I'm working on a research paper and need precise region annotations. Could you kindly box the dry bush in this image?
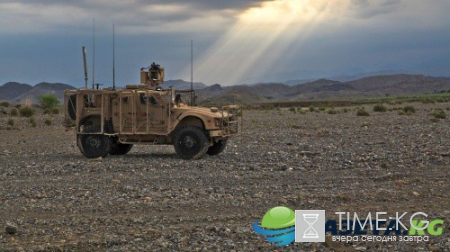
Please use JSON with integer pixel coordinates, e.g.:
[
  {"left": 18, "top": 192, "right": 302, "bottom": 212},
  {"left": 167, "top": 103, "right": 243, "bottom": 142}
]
[
  {"left": 373, "top": 104, "right": 387, "bottom": 112},
  {"left": 431, "top": 109, "right": 446, "bottom": 119},
  {"left": 10, "top": 108, "right": 18, "bottom": 116},
  {"left": 357, "top": 109, "right": 370, "bottom": 116},
  {"left": 19, "top": 106, "right": 35, "bottom": 118},
  {"left": 7, "top": 118, "right": 15, "bottom": 126},
  {"left": 403, "top": 106, "right": 416, "bottom": 114}
]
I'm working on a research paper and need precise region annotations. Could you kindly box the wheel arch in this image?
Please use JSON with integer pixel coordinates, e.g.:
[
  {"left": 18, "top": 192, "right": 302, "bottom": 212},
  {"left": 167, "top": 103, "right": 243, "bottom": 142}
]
[
  {"left": 78, "top": 114, "right": 102, "bottom": 132},
  {"left": 175, "top": 115, "right": 205, "bottom": 131}
]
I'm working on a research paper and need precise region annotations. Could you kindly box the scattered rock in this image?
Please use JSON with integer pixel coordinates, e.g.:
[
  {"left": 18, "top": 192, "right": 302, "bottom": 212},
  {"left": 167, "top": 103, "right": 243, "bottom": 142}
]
[
  {"left": 0, "top": 106, "right": 449, "bottom": 251},
  {"left": 5, "top": 224, "right": 17, "bottom": 235}
]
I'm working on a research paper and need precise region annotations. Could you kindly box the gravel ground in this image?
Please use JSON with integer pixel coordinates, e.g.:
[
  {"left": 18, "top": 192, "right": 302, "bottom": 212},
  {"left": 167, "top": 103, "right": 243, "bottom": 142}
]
[{"left": 1, "top": 102, "right": 450, "bottom": 251}]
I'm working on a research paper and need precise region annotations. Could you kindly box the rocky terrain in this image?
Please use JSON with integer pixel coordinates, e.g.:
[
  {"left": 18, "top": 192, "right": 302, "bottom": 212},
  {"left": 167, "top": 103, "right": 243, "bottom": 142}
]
[{"left": 1, "top": 102, "right": 450, "bottom": 251}]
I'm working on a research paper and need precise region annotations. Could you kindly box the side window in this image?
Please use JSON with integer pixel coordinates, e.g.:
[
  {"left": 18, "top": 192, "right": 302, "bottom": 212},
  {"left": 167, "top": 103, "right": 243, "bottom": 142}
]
[
  {"left": 149, "top": 96, "right": 158, "bottom": 106},
  {"left": 139, "top": 93, "right": 158, "bottom": 106},
  {"left": 84, "top": 95, "right": 94, "bottom": 108},
  {"left": 139, "top": 93, "right": 147, "bottom": 104}
]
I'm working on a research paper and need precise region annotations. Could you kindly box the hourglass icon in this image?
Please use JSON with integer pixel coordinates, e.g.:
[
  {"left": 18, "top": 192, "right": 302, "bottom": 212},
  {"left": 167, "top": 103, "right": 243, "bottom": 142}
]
[{"left": 302, "top": 214, "right": 319, "bottom": 238}]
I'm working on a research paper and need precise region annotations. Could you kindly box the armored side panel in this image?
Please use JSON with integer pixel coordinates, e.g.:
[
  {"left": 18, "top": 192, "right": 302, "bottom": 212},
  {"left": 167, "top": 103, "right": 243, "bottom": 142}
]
[{"left": 114, "top": 90, "right": 171, "bottom": 136}]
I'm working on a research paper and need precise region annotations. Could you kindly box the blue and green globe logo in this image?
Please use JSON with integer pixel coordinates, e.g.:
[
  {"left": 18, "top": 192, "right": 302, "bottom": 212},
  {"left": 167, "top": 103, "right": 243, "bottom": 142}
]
[{"left": 253, "top": 206, "right": 296, "bottom": 246}]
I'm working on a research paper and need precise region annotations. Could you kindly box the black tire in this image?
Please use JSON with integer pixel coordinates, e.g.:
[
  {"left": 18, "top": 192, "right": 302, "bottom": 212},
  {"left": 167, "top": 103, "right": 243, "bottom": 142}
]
[
  {"left": 173, "top": 126, "right": 209, "bottom": 160},
  {"left": 207, "top": 139, "right": 228, "bottom": 156},
  {"left": 77, "top": 134, "right": 111, "bottom": 159},
  {"left": 68, "top": 94, "right": 77, "bottom": 120},
  {"left": 110, "top": 142, "right": 133, "bottom": 155}
]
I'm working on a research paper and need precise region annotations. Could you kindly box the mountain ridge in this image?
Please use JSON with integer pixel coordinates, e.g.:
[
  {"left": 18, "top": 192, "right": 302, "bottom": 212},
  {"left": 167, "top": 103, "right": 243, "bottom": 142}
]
[{"left": 2, "top": 74, "right": 450, "bottom": 105}]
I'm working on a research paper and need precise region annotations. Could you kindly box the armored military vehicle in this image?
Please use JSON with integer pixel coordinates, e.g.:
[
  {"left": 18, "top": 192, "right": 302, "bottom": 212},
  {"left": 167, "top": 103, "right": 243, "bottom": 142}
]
[{"left": 63, "top": 63, "right": 242, "bottom": 159}]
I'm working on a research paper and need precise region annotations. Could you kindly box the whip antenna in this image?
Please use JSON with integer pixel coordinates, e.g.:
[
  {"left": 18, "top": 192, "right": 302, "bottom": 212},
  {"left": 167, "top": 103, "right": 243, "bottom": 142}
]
[
  {"left": 190, "top": 39, "right": 194, "bottom": 105},
  {"left": 92, "top": 18, "right": 95, "bottom": 89},
  {"left": 113, "top": 24, "right": 116, "bottom": 90},
  {"left": 82, "top": 46, "right": 88, "bottom": 89}
]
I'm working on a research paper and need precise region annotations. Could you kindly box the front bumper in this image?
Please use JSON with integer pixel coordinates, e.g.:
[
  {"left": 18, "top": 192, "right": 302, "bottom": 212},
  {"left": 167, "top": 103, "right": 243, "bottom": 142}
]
[{"left": 211, "top": 105, "right": 242, "bottom": 137}]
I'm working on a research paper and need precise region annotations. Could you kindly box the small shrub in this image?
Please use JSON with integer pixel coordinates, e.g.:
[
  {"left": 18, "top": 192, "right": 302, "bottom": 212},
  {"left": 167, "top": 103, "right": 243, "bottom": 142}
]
[
  {"left": 357, "top": 109, "right": 370, "bottom": 116},
  {"left": 431, "top": 109, "right": 446, "bottom": 119},
  {"left": 422, "top": 99, "right": 435, "bottom": 104},
  {"left": 403, "top": 106, "right": 416, "bottom": 114},
  {"left": 319, "top": 107, "right": 326, "bottom": 112},
  {"left": 10, "top": 108, "right": 18, "bottom": 116},
  {"left": 0, "top": 101, "right": 9, "bottom": 107},
  {"left": 387, "top": 101, "right": 396, "bottom": 105},
  {"left": 398, "top": 110, "right": 406, "bottom": 115},
  {"left": 29, "top": 117, "right": 37, "bottom": 127},
  {"left": 373, "top": 104, "right": 387, "bottom": 112},
  {"left": 309, "top": 106, "right": 315, "bottom": 112},
  {"left": 328, "top": 109, "right": 337, "bottom": 114},
  {"left": 51, "top": 107, "right": 60, "bottom": 114},
  {"left": 342, "top": 108, "right": 349, "bottom": 113},
  {"left": 44, "top": 118, "right": 52, "bottom": 126},
  {"left": 7, "top": 118, "right": 15, "bottom": 126},
  {"left": 289, "top": 107, "right": 296, "bottom": 113},
  {"left": 38, "top": 93, "right": 60, "bottom": 114},
  {"left": 19, "top": 106, "right": 35, "bottom": 118}
]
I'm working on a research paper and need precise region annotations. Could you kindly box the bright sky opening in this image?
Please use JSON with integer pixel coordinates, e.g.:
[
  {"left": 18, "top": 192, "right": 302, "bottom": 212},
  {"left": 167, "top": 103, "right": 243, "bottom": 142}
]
[{"left": 0, "top": 0, "right": 449, "bottom": 86}]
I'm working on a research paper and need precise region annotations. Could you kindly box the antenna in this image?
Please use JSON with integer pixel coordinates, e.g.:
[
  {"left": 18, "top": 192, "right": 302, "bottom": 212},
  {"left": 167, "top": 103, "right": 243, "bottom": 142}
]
[
  {"left": 190, "top": 39, "right": 194, "bottom": 106},
  {"left": 112, "top": 24, "right": 116, "bottom": 90},
  {"left": 92, "top": 18, "right": 95, "bottom": 89},
  {"left": 82, "top": 46, "right": 88, "bottom": 89}
]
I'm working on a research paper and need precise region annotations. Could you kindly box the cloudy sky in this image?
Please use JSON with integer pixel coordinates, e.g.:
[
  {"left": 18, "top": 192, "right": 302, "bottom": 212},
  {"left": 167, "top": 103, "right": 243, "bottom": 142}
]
[{"left": 0, "top": 0, "right": 449, "bottom": 87}]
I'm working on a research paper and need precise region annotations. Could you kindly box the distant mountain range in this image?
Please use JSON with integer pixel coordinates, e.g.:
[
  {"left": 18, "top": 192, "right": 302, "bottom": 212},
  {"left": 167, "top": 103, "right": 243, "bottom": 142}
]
[
  {"left": 2, "top": 74, "right": 450, "bottom": 105},
  {"left": 0, "top": 82, "right": 74, "bottom": 104}
]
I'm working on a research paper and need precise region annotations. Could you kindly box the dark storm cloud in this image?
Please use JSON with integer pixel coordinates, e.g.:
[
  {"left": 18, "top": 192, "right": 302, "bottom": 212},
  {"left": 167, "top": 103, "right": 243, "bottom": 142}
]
[
  {"left": 0, "top": 0, "right": 273, "bottom": 34},
  {"left": 148, "top": 0, "right": 271, "bottom": 10},
  {"left": 1, "top": 0, "right": 270, "bottom": 10}
]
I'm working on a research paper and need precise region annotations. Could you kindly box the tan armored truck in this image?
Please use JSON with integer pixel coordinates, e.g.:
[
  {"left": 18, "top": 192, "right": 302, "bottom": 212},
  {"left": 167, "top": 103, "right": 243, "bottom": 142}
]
[{"left": 63, "top": 63, "right": 242, "bottom": 160}]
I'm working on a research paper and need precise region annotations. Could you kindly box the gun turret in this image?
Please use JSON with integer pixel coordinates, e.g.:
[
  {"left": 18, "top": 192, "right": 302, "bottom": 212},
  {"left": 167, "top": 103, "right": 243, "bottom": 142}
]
[{"left": 140, "top": 62, "right": 165, "bottom": 89}]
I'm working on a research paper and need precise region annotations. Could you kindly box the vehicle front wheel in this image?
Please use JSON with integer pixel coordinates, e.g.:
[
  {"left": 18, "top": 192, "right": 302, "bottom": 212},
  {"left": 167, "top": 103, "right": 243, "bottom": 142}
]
[
  {"left": 77, "top": 134, "right": 111, "bottom": 158},
  {"left": 173, "top": 126, "right": 209, "bottom": 160},
  {"left": 207, "top": 139, "right": 228, "bottom": 155}
]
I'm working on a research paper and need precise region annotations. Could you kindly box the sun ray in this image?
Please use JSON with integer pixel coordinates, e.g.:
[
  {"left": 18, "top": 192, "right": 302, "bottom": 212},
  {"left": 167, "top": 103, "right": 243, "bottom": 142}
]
[{"left": 185, "top": 0, "right": 348, "bottom": 85}]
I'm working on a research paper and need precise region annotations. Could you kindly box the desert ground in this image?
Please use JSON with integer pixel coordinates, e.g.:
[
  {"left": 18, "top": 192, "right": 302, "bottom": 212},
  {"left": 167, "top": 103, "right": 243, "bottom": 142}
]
[{"left": 1, "top": 102, "right": 450, "bottom": 251}]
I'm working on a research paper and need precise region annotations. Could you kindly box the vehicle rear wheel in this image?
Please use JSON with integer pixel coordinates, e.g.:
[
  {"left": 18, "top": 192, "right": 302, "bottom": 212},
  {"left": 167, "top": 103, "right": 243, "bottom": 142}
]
[
  {"left": 77, "top": 134, "right": 111, "bottom": 158},
  {"left": 207, "top": 139, "right": 228, "bottom": 155},
  {"left": 110, "top": 142, "right": 133, "bottom": 155},
  {"left": 173, "top": 126, "right": 209, "bottom": 160}
]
